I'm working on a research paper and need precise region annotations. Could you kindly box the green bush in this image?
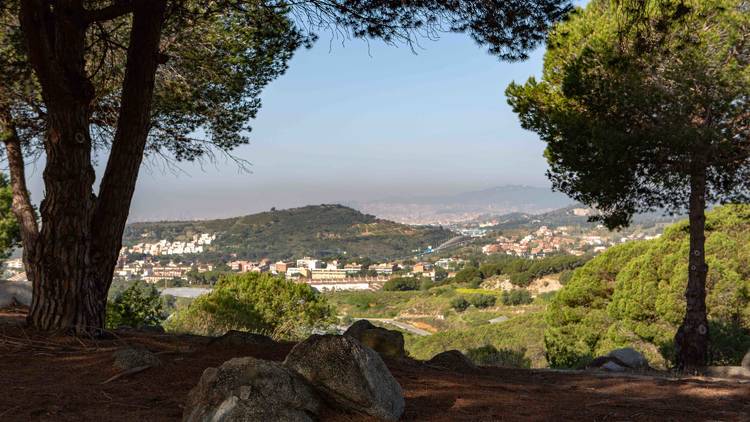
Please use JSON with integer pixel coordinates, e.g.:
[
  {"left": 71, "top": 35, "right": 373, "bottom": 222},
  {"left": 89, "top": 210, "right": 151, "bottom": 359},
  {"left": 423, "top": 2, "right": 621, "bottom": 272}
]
[
  {"left": 383, "top": 277, "right": 420, "bottom": 291},
  {"left": 453, "top": 266, "right": 482, "bottom": 286},
  {"left": 165, "top": 272, "right": 334, "bottom": 339},
  {"left": 466, "top": 345, "right": 531, "bottom": 368},
  {"left": 450, "top": 297, "right": 470, "bottom": 312},
  {"left": 469, "top": 294, "right": 497, "bottom": 309},
  {"left": 502, "top": 289, "right": 533, "bottom": 306},
  {"left": 106, "top": 282, "right": 165, "bottom": 329},
  {"left": 509, "top": 272, "right": 533, "bottom": 287}
]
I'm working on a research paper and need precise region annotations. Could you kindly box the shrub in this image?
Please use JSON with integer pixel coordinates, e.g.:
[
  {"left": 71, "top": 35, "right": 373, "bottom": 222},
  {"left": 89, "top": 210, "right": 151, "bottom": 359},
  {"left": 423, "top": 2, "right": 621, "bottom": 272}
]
[
  {"left": 466, "top": 345, "right": 531, "bottom": 368},
  {"left": 545, "top": 205, "right": 750, "bottom": 368},
  {"left": 450, "top": 297, "right": 470, "bottom": 312},
  {"left": 106, "top": 282, "right": 165, "bottom": 329},
  {"left": 509, "top": 272, "right": 533, "bottom": 287},
  {"left": 453, "top": 266, "right": 482, "bottom": 286},
  {"left": 419, "top": 278, "right": 435, "bottom": 291},
  {"left": 469, "top": 294, "right": 497, "bottom": 309},
  {"left": 502, "top": 289, "right": 533, "bottom": 306},
  {"left": 165, "top": 272, "right": 334, "bottom": 339},
  {"left": 383, "top": 277, "right": 420, "bottom": 291}
]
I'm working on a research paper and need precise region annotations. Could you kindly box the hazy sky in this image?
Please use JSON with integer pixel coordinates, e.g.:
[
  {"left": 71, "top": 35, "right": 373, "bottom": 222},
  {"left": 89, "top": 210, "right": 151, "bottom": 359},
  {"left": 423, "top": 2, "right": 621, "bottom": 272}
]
[{"left": 25, "top": 24, "right": 566, "bottom": 221}]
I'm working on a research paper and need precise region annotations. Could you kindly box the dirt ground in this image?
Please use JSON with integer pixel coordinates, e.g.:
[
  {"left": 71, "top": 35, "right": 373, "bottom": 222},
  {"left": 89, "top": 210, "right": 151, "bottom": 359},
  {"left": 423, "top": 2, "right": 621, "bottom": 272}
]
[{"left": 1, "top": 307, "right": 748, "bottom": 421}]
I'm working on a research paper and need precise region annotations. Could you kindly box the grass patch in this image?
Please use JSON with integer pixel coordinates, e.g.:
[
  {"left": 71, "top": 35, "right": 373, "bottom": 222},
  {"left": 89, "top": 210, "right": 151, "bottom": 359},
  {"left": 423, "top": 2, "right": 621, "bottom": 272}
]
[{"left": 406, "top": 311, "right": 548, "bottom": 368}]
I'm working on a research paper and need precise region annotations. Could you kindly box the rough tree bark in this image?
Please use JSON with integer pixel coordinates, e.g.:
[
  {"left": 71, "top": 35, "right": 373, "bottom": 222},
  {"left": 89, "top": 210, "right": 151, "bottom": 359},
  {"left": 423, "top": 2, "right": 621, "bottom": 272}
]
[
  {"left": 18, "top": 0, "right": 167, "bottom": 334},
  {"left": 674, "top": 167, "right": 709, "bottom": 371}
]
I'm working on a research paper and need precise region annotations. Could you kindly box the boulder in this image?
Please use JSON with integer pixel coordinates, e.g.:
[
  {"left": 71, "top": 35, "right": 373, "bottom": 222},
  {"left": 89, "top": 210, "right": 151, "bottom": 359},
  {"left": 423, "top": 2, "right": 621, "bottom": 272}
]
[
  {"left": 358, "top": 328, "right": 405, "bottom": 359},
  {"left": 586, "top": 355, "right": 629, "bottom": 371},
  {"left": 210, "top": 330, "right": 274, "bottom": 347},
  {"left": 0, "top": 281, "right": 32, "bottom": 308},
  {"left": 284, "top": 334, "right": 404, "bottom": 421},
  {"left": 427, "top": 350, "right": 478, "bottom": 372},
  {"left": 184, "top": 357, "right": 320, "bottom": 422},
  {"left": 600, "top": 361, "right": 627, "bottom": 372},
  {"left": 741, "top": 350, "right": 750, "bottom": 369},
  {"left": 113, "top": 347, "right": 161, "bottom": 371},
  {"left": 344, "top": 319, "right": 377, "bottom": 338},
  {"left": 344, "top": 320, "right": 405, "bottom": 359},
  {"left": 608, "top": 348, "right": 649, "bottom": 370}
]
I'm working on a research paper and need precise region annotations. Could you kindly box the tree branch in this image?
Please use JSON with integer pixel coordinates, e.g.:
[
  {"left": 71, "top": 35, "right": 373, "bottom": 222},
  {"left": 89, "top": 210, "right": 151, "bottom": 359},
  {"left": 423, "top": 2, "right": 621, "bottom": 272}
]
[{"left": 84, "top": 1, "right": 135, "bottom": 24}]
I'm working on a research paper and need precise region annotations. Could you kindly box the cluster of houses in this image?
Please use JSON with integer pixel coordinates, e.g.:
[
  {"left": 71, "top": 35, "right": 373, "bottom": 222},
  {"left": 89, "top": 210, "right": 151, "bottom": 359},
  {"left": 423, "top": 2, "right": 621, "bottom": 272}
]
[
  {"left": 482, "top": 225, "right": 662, "bottom": 258},
  {"left": 125, "top": 233, "right": 216, "bottom": 256},
  {"left": 227, "top": 257, "right": 442, "bottom": 282},
  {"left": 114, "top": 257, "right": 214, "bottom": 284},
  {"left": 482, "top": 225, "right": 603, "bottom": 257}
]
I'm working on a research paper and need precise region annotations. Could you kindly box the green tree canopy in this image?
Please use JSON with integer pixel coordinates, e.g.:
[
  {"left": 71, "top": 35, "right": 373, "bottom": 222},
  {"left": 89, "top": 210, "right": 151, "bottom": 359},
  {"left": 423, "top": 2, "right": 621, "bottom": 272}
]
[{"left": 507, "top": 0, "right": 749, "bottom": 227}]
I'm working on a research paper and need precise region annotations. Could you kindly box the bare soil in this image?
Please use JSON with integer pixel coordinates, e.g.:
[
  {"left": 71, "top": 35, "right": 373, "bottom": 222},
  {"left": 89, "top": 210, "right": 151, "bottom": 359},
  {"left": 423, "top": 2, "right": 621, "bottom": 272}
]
[{"left": 1, "top": 307, "right": 748, "bottom": 421}]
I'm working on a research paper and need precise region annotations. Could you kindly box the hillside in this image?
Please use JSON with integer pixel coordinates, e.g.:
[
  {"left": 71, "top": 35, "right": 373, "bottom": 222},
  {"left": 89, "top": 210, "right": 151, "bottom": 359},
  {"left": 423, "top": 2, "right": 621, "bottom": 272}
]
[
  {"left": 545, "top": 204, "right": 750, "bottom": 369},
  {"left": 484, "top": 204, "right": 682, "bottom": 231},
  {"left": 123, "top": 204, "right": 453, "bottom": 260}
]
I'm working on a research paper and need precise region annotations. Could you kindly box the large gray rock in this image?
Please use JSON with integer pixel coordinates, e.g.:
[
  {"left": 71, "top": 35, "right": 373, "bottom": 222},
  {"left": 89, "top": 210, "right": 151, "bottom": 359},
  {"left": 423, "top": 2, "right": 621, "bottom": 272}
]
[
  {"left": 345, "top": 319, "right": 405, "bottom": 359},
  {"left": 608, "top": 348, "right": 649, "bottom": 370},
  {"left": 0, "top": 281, "right": 32, "bottom": 307},
  {"left": 344, "top": 319, "right": 377, "bottom": 338},
  {"left": 113, "top": 347, "right": 161, "bottom": 371},
  {"left": 184, "top": 357, "right": 320, "bottom": 422},
  {"left": 741, "top": 350, "right": 750, "bottom": 369},
  {"left": 284, "top": 334, "right": 404, "bottom": 421},
  {"left": 427, "top": 350, "right": 478, "bottom": 372}
]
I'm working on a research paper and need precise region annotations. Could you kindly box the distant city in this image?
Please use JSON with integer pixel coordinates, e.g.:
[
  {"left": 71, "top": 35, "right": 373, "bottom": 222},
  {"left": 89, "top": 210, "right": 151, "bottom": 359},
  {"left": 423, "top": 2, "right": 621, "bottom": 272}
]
[{"left": 3, "top": 200, "right": 675, "bottom": 294}]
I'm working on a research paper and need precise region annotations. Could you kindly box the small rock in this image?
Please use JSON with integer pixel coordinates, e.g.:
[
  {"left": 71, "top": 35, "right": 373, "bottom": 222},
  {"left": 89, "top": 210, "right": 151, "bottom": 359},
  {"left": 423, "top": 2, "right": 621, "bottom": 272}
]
[
  {"left": 184, "top": 357, "right": 320, "bottom": 422},
  {"left": 741, "top": 350, "right": 750, "bottom": 369},
  {"left": 608, "top": 348, "right": 649, "bottom": 370},
  {"left": 344, "top": 319, "right": 405, "bottom": 359},
  {"left": 601, "top": 361, "right": 627, "bottom": 372},
  {"left": 140, "top": 325, "right": 166, "bottom": 334},
  {"left": 210, "top": 330, "right": 274, "bottom": 347},
  {"left": 427, "top": 350, "right": 478, "bottom": 372},
  {"left": 113, "top": 347, "right": 161, "bottom": 371},
  {"left": 285, "top": 334, "right": 404, "bottom": 421}
]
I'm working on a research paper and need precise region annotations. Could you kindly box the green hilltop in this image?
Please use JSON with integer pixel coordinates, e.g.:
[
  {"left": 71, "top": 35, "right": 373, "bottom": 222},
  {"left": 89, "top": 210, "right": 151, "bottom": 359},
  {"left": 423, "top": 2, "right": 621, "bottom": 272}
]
[
  {"left": 545, "top": 204, "right": 750, "bottom": 369},
  {"left": 123, "top": 204, "right": 454, "bottom": 261}
]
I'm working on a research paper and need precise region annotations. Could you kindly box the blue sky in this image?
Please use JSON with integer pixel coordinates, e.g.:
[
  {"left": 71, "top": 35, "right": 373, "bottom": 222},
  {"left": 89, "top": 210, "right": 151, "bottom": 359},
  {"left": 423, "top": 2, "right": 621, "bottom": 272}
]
[{"left": 27, "top": 20, "right": 569, "bottom": 221}]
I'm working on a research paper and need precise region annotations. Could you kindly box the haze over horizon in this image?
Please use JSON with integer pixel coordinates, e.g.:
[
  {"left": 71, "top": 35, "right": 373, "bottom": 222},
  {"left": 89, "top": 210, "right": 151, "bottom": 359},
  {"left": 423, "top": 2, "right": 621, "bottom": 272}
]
[{"left": 22, "top": 26, "right": 579, "bottom": 222}]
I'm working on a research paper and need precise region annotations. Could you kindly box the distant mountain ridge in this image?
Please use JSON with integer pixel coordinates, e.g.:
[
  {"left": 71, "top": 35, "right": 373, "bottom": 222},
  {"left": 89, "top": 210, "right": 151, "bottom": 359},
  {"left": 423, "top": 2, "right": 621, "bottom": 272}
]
[
  {"left": 348, "top": 185, "right": 574, "bottom": 224},
  {"left": 123, "top": 204, "right": 454, "bottom": 261}
]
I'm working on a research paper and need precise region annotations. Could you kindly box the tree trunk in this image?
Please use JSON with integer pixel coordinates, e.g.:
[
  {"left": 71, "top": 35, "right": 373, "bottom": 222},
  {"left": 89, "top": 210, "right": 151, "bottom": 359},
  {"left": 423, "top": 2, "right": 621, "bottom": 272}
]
[
  {"left": 18, "top": 0, "right": 167, "bottom": 334},
  {"left": 674, "top": 169, "right": 709, "bottom": 371},
  {"left": 0, "top": 106, "right": 40, "bottom": 294}
]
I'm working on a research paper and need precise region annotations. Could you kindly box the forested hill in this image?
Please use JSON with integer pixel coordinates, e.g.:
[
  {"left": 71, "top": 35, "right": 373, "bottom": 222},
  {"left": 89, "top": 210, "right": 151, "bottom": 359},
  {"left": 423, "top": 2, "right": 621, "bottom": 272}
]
[{"left": 123, "top": 204, "right": 454, "bottom": 260}]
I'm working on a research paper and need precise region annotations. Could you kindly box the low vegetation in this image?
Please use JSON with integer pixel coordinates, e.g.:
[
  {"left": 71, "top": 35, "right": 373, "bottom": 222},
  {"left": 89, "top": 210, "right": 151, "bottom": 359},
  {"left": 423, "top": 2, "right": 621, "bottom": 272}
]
[
  {"left": 545, "top": 205, "right": 750, "bottom": 369},
  {"left": 406, "top": 312, "right": 547, "bottom": 368},
  {"left": 106, "top": 282, "right": 165, "bottom": 329},
  {"left": 451, "top": 254, "right": 590, "bottom": 288},
  {"left": 165, "top": 272, "right": 334, "bottom": 339}
]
